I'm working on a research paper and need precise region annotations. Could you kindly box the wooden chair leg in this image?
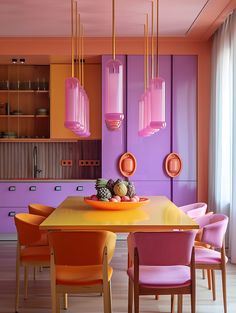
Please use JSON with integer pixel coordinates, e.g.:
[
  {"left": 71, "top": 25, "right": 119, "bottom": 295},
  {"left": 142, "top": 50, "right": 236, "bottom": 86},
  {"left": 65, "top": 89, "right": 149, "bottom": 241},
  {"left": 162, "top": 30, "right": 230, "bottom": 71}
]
[
  {"left": 24, "top": 266, "right": 28, "bottom": 299},
  {"left": 177, "top": 295, "right": 183, "bottom": 313},
  {"left": 33, "top": 266, "right": 36, "bottom": 280},
  {"left": 63, "top": 293, "right": 68, "bottom": 309},
  {"left": 15, "top": 259, "right": 20, "bottom": 313},
  {"left": 103, "top": 280, "right": 111, "bottom": 313},
  {"left": 207, "top": 269, "right": 212, "bottom": 290},
  {"left": 202, "top": 269, "right": 205, "bottom": 279},
  {"left": 211, "top": 270, "right": 216, "bottom": 300},
  {"left": 171, "top": 295, "right": 175, "bottom": 313},
  {"left": 134, "top": 283, "right": 139, "bottom": 313},
  {"left": 155, "top": 294, "right": 159, "bottom": 300},
  {"left": 128, "top": 278, "right": 133, "bottom": 313},
  {"left": 222, "top": 266, "right": 227, "bottom": 313}
]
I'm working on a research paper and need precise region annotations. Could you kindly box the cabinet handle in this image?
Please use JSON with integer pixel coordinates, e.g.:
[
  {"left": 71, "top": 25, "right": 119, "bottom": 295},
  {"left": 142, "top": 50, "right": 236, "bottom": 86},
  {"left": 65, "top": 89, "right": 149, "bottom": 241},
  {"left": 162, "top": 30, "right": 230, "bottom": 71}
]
[
  {"left": 54, "top": 186, "right": 62, "bottom": 191},
  {"left": 165, "top": 153, "right": 182, "bottom": 178},
  {"left": 8, "top": 211, "right": 16, "bottom": 217},
  {"left": 8, "top": 186, "right": 16, "bottom": 191},
  {"left": 76, "top": 186, "right": 83, "bottom": 191},
  {"left": 29, "top": 186, "right": 37, "bottom": 191}
]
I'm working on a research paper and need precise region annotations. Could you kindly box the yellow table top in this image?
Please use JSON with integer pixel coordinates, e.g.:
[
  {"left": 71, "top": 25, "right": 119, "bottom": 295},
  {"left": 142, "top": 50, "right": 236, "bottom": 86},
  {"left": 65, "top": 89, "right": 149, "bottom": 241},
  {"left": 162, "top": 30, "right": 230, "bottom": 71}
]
[{"left": 40, "top": 196, "right": 199, "bottom": 232}]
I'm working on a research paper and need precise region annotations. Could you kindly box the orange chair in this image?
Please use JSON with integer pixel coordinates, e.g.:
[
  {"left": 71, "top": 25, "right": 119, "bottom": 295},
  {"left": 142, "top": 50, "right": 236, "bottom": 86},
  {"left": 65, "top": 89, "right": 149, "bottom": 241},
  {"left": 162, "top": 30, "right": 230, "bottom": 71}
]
[
  {"left": 48, "top": 231, "right": 117, "bottom": 313},
  {"left": 14, "top": 213, "right": 50, "bottom": 313},
  {"left": 28, "top": 203, "right": 55, "bottom": 217}
]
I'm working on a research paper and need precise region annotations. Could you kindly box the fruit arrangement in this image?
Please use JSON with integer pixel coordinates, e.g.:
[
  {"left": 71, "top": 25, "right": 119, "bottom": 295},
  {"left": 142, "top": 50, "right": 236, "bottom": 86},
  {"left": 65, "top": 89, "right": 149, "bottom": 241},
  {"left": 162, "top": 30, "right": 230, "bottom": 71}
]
[{"left": 89, "top": 178, "right": 140, "bottom": 202}]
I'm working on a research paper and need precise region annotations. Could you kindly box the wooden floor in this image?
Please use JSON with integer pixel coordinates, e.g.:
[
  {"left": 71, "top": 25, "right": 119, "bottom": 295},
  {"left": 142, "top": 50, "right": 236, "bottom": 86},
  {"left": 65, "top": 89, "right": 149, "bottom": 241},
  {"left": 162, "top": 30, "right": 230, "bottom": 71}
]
[{"left": 0, "top": 240, "right": 235, "bottom": 313}]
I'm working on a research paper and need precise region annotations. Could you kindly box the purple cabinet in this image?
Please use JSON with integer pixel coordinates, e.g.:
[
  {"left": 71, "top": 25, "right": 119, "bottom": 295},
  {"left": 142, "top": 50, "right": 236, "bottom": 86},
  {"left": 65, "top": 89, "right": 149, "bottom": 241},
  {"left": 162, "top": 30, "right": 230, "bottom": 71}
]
[
  {"left": 0, "top": 181, "right": 95, "bottom": 237},
  {"left": 127, "top": 55, "right": 171, "bottom": 185},
  {"left": 102, "top": 55, "right": 127, "bottom": 179},
  {"left": 103, "top": 55, "right": 197, "bottom": 204},
  {"left": 172, "top": 56, "right": 197, "bottom": 206}
]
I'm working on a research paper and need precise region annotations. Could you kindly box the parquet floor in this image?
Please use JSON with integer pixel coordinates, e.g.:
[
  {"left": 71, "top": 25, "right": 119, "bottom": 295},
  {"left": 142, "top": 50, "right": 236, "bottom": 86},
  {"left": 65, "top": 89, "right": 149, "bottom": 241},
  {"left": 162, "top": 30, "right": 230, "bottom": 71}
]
[{"left": 0, "top": 240, "right": 235, "bottom": 313}]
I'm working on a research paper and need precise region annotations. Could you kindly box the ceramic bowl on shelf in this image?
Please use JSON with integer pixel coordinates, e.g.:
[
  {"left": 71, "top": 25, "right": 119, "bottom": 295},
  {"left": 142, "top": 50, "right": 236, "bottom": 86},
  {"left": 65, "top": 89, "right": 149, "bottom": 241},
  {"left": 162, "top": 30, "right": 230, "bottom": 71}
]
[
  {"left": 84, "top": 197, "right": 150, "bottom": 211},
  {"left": 36, "top": 108, "right": 48, "bottom": 115}
]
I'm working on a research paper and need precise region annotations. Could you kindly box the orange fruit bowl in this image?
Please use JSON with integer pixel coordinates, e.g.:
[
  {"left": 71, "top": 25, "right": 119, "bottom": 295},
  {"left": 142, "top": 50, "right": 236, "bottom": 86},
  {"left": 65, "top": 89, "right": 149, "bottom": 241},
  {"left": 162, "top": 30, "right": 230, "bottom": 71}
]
[{"left": 84, "top": 197, "right": 150, "bottom": 211}]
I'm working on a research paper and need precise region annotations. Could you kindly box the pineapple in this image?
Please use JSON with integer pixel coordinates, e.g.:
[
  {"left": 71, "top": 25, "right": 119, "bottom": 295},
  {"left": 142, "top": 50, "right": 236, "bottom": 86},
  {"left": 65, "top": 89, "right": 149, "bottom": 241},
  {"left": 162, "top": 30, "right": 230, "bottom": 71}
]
[
  {"left": 97, "top": 187, "right": 112, "bottom": 200},
  {"left": 95, "top": 178, "right": 108, "bottom": 190}
]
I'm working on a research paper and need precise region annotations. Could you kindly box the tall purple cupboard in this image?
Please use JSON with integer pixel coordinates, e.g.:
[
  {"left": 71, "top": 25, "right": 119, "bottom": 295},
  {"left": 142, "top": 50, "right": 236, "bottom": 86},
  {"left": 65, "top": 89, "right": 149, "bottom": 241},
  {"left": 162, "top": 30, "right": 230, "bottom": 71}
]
[
  {"left": 126, "top": 55, "right": 172, "bottom": 197},
  {"left": 102, "top": 55, "right": 197, "bottom": 205},
  {"left": 172, "top": 56, "right": 197, "bottom": 206},
  {"left": 102, "top": 55, "right": 126, "bottom": 179}
]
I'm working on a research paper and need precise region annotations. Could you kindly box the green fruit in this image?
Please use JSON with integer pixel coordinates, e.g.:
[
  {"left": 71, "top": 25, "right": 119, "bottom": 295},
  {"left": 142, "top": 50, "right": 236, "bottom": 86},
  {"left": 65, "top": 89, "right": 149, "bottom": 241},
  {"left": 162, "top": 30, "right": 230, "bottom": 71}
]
[
  {"left": 100, "top": 198, "right": 109, "bottom": 202},
  {"left": 113, "top": 183, "right": 128, "bottom": 197},
  {"left": 95, "top": 178, "right": 108, "bottom": 190}
]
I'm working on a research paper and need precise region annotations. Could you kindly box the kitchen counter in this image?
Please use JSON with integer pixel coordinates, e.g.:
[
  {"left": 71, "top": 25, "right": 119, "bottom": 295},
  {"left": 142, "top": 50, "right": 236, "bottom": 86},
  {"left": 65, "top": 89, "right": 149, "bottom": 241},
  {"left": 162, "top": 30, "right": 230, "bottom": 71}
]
[{"left": 0, "top": 179, "right": 96, "bottom": 182}]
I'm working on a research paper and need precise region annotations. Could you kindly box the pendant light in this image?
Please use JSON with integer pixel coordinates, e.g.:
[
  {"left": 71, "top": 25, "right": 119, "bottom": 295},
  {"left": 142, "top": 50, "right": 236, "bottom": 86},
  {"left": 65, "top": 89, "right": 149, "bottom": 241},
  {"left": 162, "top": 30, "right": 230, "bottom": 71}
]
[
  {"left": 65, "top": 0, "right": 81, "bottom": 131},
  {"left": 138, "top": 13, "right": 158, "bottom": 137},
  {"left": 149, "top": 0, "right": 166, "bottom": 130},
  {"left": 65, "top": 0, "right": 90, "bottom": 137},
  {"left": 104, "top": 0, "right": 124, "bottom": 130}
]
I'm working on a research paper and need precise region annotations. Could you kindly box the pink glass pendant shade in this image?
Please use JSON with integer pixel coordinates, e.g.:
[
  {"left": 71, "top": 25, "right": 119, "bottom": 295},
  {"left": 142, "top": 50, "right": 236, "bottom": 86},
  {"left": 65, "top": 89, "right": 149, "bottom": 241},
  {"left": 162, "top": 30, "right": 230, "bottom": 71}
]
[
  {"left": 65, "top": 77, "right": 82, "bottom": 130},
  {"left": 150, "top": 77, "right": 166, "bottom": 129},
  {"left": 105, "top": 59, "right": 124, "bottom": 130},
  {"left": 138, "top": 90, "right": 159, "bottom": 137}
]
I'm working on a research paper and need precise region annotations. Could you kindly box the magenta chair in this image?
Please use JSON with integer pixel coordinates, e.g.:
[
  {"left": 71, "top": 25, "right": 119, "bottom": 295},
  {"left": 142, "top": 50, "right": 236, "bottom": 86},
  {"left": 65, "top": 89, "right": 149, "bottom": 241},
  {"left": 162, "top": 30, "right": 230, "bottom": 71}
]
[
  {"left": 179, "top": 202, "right": 207, "bottom": 219},
  {"left": 127, "top": 231, "right": 196, "bottom": 313},
  {"left": 194, "top": 213, "right": 229, "bottom": 313}
]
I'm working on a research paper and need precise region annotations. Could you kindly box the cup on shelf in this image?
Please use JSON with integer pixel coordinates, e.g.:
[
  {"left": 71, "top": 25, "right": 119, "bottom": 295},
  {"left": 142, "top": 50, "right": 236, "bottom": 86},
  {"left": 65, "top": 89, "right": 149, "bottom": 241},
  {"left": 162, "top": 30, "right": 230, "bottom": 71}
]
[{"left": 0, "top": 80, "right": 9, "bottom": 90}]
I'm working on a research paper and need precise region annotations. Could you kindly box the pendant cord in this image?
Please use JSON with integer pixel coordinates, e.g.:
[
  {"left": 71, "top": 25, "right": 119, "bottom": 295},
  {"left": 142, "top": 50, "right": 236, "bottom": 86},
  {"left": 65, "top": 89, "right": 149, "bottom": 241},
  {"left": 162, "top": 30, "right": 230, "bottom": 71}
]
[
  {"left": 71, "top": 0, "right": 74, "bottom": 77},
  {"left": 146, "top": 14, "right": 149, "bottom": 89},
  {"left": 112, "top": 0, "right": 116, "bottom": 60},
  {"left": 156, "top": 0, "right": 159, "bottom": 77},
  {"left": 77, "top": 13, "right": 80, "bottom": 81},
  {"left": 144, "top": 24, "right": 147, "bottom": 91},
  {"left": 151, "top": 1, "right": 154, "bottom": 79}
]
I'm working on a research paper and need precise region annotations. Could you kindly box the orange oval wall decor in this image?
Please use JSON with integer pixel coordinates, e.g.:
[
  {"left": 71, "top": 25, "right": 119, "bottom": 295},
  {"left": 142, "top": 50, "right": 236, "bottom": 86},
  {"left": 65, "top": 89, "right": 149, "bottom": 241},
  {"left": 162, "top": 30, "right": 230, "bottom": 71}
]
[
  {"left": 165, "top": 153, "right": 182, "bottom": 178},
  {"left": 119, "top": 152, "right": 137, "bottom": 177}
]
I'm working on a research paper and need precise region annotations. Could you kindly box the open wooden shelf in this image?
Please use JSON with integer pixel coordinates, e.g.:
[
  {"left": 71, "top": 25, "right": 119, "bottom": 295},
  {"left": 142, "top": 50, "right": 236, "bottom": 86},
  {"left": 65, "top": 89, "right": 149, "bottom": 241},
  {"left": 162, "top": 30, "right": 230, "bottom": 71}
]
[
  {"left": 0, "top": 115, "right": 49, "bottom": 118},
  {"left": 0, "top": 90, "right": 49, "bottom": 93}
]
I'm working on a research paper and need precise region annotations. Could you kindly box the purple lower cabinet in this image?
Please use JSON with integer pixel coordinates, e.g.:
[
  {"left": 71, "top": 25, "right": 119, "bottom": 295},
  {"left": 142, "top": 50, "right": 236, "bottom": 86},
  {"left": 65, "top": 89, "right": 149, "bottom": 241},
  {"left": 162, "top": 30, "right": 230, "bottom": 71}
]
[
  {"left": 172, "top": 181, "right": 197, "bottom": 207},
  {"left": 0, "top": 181, "right": 96, "bottom": 236},
  {"left": 0, "top": 207, "right": 28, "bottom": 234},
  {"left": 132, "top": 180, "right": 171, "bottom": 198},
  {"left": 102, "top": 55, "right": 127, "bottom": 179}
]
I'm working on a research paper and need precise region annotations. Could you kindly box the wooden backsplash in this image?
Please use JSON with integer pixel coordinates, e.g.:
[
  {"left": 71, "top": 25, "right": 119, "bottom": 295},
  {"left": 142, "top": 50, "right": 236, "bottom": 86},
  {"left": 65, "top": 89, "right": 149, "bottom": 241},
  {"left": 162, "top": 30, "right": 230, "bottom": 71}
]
[{"left": 0, "top": 141, "right": 101, "bottom": 179}]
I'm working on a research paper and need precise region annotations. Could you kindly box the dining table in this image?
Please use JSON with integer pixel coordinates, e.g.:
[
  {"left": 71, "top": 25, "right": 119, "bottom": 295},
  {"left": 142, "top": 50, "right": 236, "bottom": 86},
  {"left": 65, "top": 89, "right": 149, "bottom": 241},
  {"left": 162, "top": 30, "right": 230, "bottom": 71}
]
[{"left": 40, "top": 196, "right": 199, "bottom": 232}]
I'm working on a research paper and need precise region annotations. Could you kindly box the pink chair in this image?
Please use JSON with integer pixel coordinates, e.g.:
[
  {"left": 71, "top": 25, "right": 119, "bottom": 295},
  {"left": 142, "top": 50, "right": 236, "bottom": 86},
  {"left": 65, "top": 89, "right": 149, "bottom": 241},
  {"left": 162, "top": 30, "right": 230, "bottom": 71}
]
[
  {"left": 127, "top": 231, "right": 196, "bottom": 313},
  {"left": 179, "top": 202, "right": 207, "bottom": 219},
  {"left": 194, "top": 213, "right": 229, "bottom": 313}
]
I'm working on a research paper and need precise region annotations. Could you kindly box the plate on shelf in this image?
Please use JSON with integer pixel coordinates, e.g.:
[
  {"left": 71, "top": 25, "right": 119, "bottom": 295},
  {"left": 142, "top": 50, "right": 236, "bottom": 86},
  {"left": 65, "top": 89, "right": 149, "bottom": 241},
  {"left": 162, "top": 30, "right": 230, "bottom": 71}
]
[{"left": 84, "top": 197, "right": 150, "bottom": 211}]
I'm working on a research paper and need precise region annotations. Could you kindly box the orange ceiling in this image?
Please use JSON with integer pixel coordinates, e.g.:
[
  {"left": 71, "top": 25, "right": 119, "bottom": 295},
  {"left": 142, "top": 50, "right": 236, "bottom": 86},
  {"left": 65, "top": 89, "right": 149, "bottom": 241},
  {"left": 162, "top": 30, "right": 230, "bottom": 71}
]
[{"left": 0, "top": 0, "right": 235, "bottom": 40}]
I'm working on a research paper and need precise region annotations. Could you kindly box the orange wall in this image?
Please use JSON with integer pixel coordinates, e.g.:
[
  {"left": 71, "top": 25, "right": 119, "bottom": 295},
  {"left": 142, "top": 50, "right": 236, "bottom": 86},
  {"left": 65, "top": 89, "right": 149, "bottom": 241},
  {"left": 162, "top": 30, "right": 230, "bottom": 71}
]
[{"left": 0, "top": 37, "right": 212, "bottom": 203}]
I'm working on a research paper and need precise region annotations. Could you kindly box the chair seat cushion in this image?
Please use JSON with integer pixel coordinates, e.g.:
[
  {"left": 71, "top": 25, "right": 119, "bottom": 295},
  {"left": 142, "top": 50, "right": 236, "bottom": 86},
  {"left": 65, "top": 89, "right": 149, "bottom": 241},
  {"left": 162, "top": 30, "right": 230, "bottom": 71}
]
[
  {"left": 21, "top": 245, "right": 50, "bottom": 263},
  {"left": 195, "top": 246, "right": 228, "bottom": 265},
  {"left": 56, "top": 264, "right": 113, "bottom": 286},
  {"left": 127, "top": 265, "right": 191, "bottom": 288}
]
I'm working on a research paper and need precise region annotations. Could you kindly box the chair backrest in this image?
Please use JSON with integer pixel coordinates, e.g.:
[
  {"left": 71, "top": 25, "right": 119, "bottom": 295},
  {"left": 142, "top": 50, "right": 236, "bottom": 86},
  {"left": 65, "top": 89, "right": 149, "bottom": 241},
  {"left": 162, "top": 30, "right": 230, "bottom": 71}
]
[
  {"left": 28, "top": 203, "right": 55, "bottom": 217},
  {"left": 199, "top": 213, "right": 228, "bottom": 248},
  {"left": 48, "top": 231, "right": 116, "bottom": 266},
  {"left": 128, "top": 231, "right": 195, "bottom": 266},
  {"left": 179, "top": 202, "right": 207, "bottom": 219},
  {"left": 14, "top": 213, "right": 46, "bottom": 246}
]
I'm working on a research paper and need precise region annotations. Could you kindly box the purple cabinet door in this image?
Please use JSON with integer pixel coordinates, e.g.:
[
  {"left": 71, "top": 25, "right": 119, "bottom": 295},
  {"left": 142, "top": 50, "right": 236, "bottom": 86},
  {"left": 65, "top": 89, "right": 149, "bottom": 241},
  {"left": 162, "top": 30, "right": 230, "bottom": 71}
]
[
  {"left": 126, "top": 55, "right": 171, "bottom": 182},
  {"left": 172, "top": 56, "right": 197, "bottom": 205},
  {"left": 102, "top": 55, "right": 127, "bottom": 179}
]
